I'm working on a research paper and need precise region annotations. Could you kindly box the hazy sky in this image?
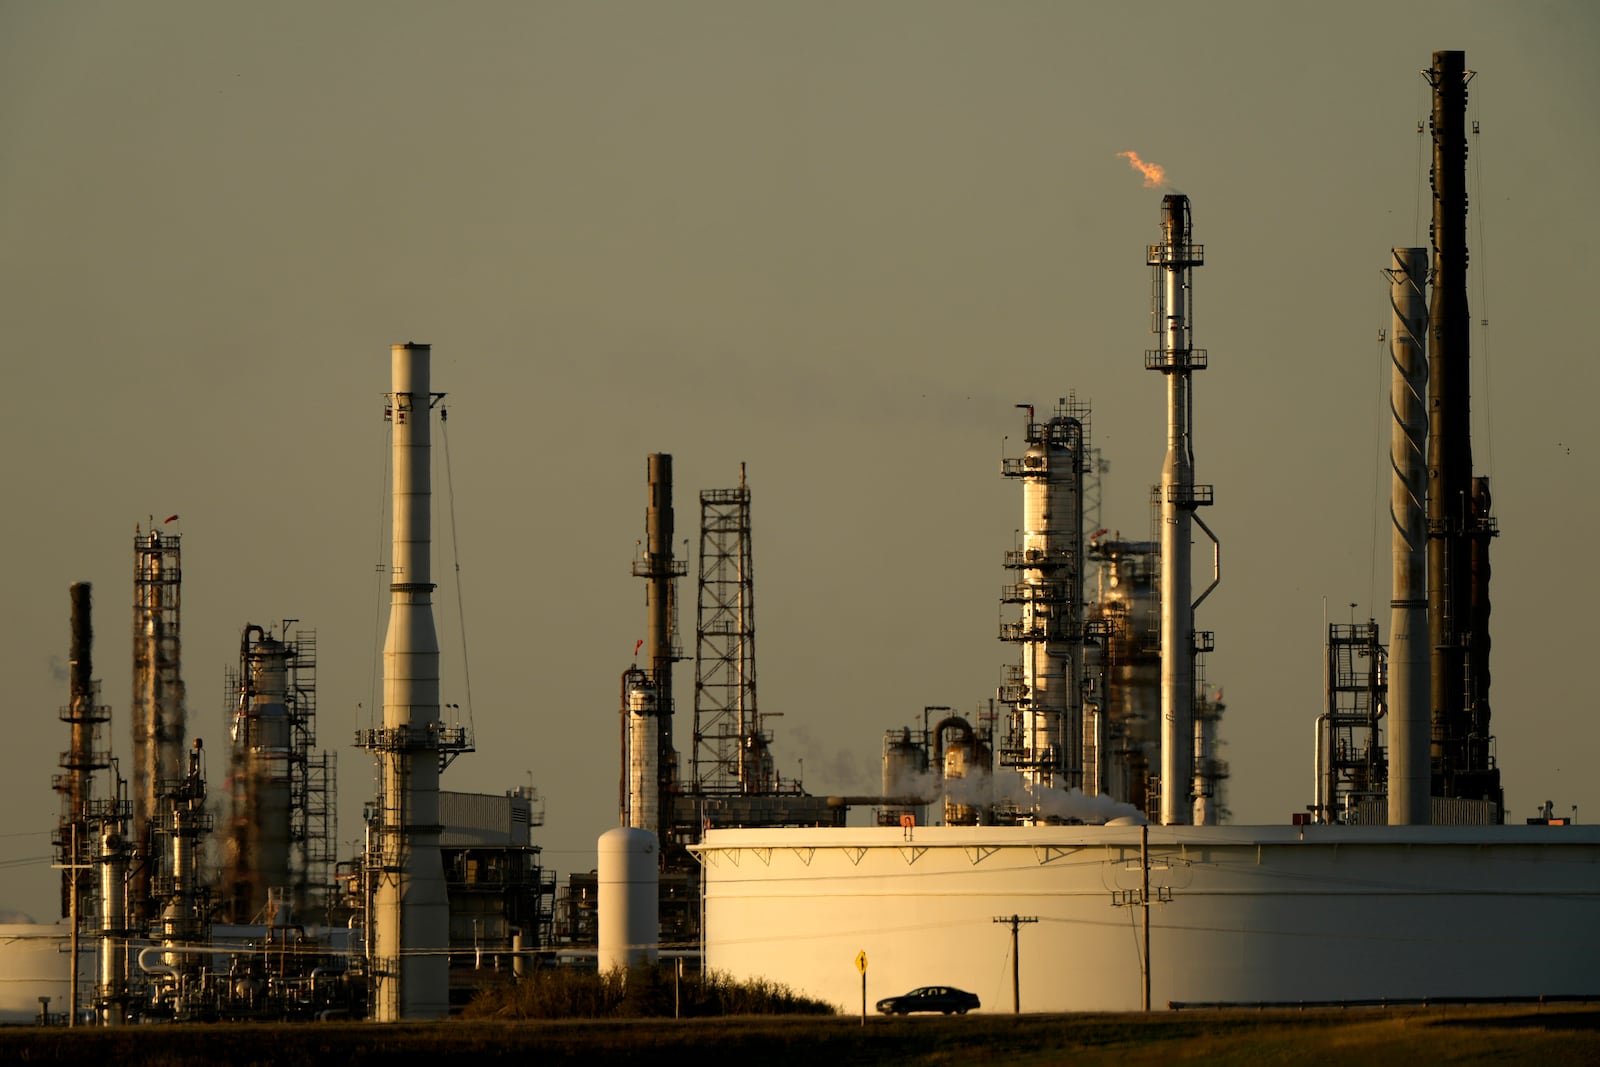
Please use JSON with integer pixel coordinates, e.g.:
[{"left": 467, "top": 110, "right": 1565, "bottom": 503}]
[{"left": 3, "top": 1, "right": 1598, "bottom": 922}]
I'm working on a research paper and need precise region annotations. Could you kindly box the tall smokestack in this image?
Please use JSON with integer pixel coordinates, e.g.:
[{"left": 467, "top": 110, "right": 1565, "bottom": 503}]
[
  {"left": 633, "top": 453, "right": 683, "bottom": 843},
  {"left": 56, "top": 582, "right": 108, "bottom": 944},
  {"left": 60, "top": 583, "right": 103, "bottom": 832},
  {"left": 1146, "top": 194, "right": 1214, "bottom": 826},
  {"left": 1424, "top": 50, "right": 1501, "bottom": 816},
  {"left": 1387, "top": 248, "right": 1430, "bottom": 824},
  {"left": 368, "top": 343, "right": 451, "bottom": 1019}
]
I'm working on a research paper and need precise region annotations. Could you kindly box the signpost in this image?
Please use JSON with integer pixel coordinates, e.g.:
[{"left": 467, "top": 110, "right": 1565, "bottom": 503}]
[{"left": 856, "top": 950, "right": 868, "bottom": 1024}]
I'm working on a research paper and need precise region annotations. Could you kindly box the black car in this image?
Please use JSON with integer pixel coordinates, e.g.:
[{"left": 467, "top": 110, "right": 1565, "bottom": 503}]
[{"left": 875, "top": 986, "right": 980, "bottom": 1015}]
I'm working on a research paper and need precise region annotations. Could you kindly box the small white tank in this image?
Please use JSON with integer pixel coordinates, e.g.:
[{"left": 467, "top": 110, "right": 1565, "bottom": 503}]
[
  {"left": 0, "top": 921, "right": 94, "bottom": 1023},
  {"left": 597, "top": 827, "right": 658, "bottom": 972}
]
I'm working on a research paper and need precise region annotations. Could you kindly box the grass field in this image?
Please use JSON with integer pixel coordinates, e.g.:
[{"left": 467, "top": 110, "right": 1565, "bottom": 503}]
[{"left": 2, "top": 1004, "right": 1595, "bottom": 1066}]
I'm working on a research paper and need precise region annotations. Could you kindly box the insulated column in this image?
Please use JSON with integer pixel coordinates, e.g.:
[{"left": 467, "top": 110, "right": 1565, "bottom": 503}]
[{"left": 1387, "top": 248, "right": 1430, "bottom": 824}]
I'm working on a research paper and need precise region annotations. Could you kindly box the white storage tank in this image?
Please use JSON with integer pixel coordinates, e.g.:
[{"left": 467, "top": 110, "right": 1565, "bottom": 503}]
[
  {"left": 597, "top": 827, "right": 658, "bottom": 972},
  {"left": 696, "top": 824, "right": 1600, "bottom": 1012},
  {"left": 0, "top": 921, "right": 94, "bottom": 1023}
]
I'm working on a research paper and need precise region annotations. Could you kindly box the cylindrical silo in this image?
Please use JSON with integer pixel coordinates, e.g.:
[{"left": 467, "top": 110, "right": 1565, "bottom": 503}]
[{"left": 598, "top": 827, "right": 659, "bottom": 972}]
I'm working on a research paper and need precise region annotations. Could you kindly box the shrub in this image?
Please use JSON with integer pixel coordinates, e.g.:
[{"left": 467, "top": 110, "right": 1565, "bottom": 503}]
[{"left": 465, "top": 963, "right": 835, "bottom": 1020}]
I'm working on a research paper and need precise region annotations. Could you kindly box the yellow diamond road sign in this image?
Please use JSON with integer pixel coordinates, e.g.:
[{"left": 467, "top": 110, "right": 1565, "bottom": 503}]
[{"left": 856, "top": 950, "right": 868, "bottom": 974}]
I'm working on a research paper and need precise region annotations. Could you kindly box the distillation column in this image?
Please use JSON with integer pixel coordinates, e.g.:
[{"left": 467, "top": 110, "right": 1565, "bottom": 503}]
[
  {"left": 98, "top": 810, "right": 131, "bottom": 1025},
  {"left": 1387, "top": 248, "right": 1430, "bottom": 824},
  {"left": 623, "top": 669, "right": 660, "bottom": 833},
  {"left": 1145, "top": 194, "right": 1215, "bottom": 827},
  {"left": 222, "top": 626, "right": 294, "bottom": 922},
  {"left": 1088, "top": 539, "right": 1162, "bottom": 811},
  {"left": 999, "top": 402, "right": 1087, "bottom": 796},
  {"left": 154, "top": 740, "right": 210, "bottom": 987},
  {"left": 131, "top": 524, "right": 185, "bottom": 913},
  {"left": 363, "top": 343, "right": 456, "bottom": 1020}
]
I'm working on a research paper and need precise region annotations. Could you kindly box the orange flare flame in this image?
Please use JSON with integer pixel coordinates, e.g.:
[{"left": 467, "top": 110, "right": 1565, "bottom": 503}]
[{"left": 1117, "top": 150, "right": 1166, "bottom": 189}]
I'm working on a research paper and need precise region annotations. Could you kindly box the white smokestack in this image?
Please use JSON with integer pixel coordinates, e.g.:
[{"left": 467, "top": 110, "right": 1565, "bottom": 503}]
[{"left": 371, "top": 342, "right": 450, "bottom": 1020}]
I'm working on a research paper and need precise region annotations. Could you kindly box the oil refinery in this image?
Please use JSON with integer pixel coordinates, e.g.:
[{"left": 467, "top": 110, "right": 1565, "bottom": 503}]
[
  {"left": 2, "top": 49, "right": 1595, "bottom": 1023},
  {"left": 694, "top": 51, "right": 1597, "bottom": 1012}
]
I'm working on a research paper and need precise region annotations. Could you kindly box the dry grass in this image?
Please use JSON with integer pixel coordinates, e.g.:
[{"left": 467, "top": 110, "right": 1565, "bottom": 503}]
[{"left": 0, "top": 1003, "right": 1593, "bottom": 1066}]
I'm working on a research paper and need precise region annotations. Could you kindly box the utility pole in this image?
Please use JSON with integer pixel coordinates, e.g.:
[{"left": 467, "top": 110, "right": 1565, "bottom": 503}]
[
  {"left": 992, "top": 914, "right": 1038, "bottom": 1013},
  {"left": 1111, "top": 823, "right": 1170, "bottom": 1011},
  {"left": 1141, "top": 823, "right": 1150, "bottom": 1011},
  {"left": 52, "top": 823, "right": 92, "bottom": 1028},
  {"left": 68, "top": 824, "right": 78, "bottom": 1028}
]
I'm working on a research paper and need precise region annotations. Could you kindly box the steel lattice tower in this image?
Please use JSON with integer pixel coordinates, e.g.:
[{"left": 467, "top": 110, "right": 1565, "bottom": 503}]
[{"left": 692, "top": 470, "right": 771, "bottom": 794}]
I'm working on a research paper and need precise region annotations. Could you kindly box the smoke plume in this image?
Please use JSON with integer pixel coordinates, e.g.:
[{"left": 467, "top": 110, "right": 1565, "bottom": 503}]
[{"left": 895, "top": 765, "right": 1145, "bottom": 825}]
